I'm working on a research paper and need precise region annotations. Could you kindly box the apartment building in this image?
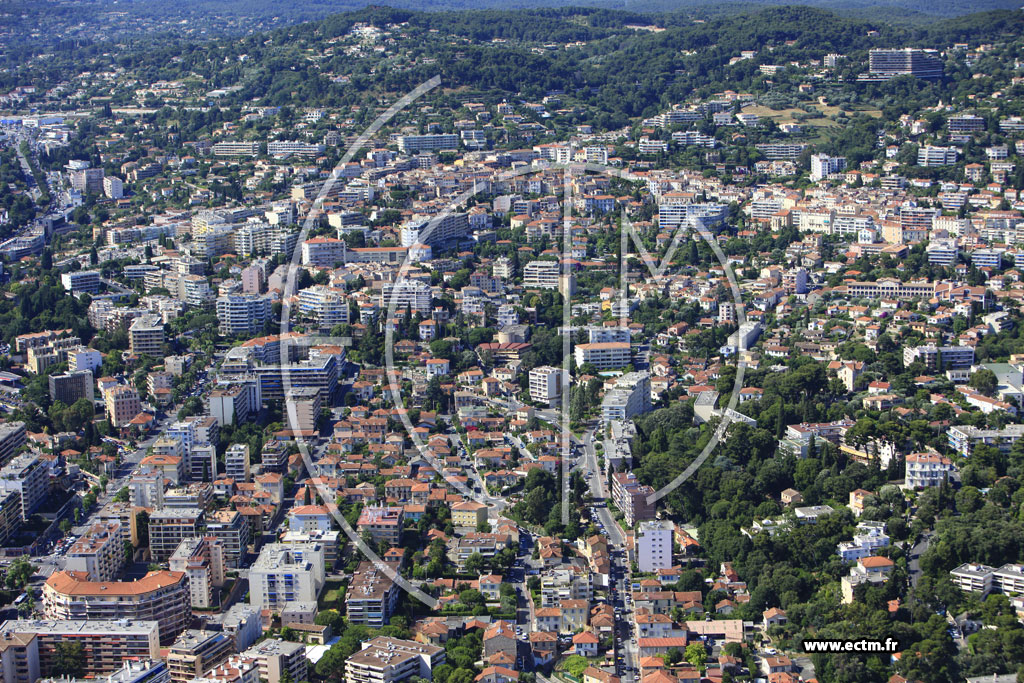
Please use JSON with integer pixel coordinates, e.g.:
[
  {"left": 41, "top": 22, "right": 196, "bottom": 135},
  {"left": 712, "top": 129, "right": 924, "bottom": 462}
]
[
  {"left": 529, "top": 366, "right": 568, "bottom": 406},
  {"left": 540, "top": 567, "right": 593, "bottom": 607},
  {"left": 345, "top": 637, "right": 444, "bottom": 683},
  {"left": 268, "top": 141, "right": 326, "bottom": 157},
  {"left": 637, "top": 520, "right": 674, "bottom": 573},
  {"left": 129, "top": 315, "right": 165, "bottom": 357},
  {"left": 284, "top": 386, "right": 321, "bottom": 433},
  {"left": 248, "top": 543, "right": 325, "bottom": 613},
  {"left": 947, "top": 424, "right": 1024, "bottom": 457},
  {"left": 204, "top": 510, "right": 251, "bottom": 568},
  {"left": 867, "top": 48, "right": 943, "bottom": 79},
  {"left": 0, "top": 453, "right": 48, "bottom": 521},
  {"left": 0, "top": 490, "right": 22, "bottom": 547},
  {"left": 397, "top": 134, "right": 458, "bottom": 154},
  {"left": 240, "top": 639, "right": 308, "bottom": 683},
  {"left": 167, "top": 630, "right": 233, "bottom": 683},
  {"left": 149, "top": 508, "right": 205, "bottom": 561},
  {"left": 810, "top": 154, "right": 847, "bottom": 181},
  {"left": 168, "top": 536, "right": 227, "bottom": 609},
  {"left": 48, "top": 369, "right": 94, "bottom": 404},
  {"left": 574, "top": 342, "right": 631, "bottom": 371},
  {"left": 216, "top": 295, "right": 274, "bottom": 337},
  {"left": 209, "top": 383, "right": 260, "bottom": 427},
  {"left": 0, "top": 422, "right": 25, "bottom": 467},
  {"left": 951, "top": 563, "right": 1024, "bottom": 597},
  {"left": 346, "top": 561, "right": 403, "bottom": 628},
  {"left": 42, "top": 570, "right": 190, "bottom": 644},
  {"left": 918, "top": 146, "right": 959, "bottom": 167},
  {"left": 251, "top": 352, "right": 338, "bottom": 402},
  {"left": 903, "top": 344, "right": 975, "bottom": 370},
  {"left": 0, "top": 627, "right": 41, "bottom": 683},
  {"left": 602, "top": 372, "right": 652, "bottom": 422},
  {"left": 611, "top": 471, "right": 656, "bottom": 526},
  {"left": 905, "top": 452, "right": 956, "bottom": 488},
  {"left": 380, "top": 280, "right": 433, "bottom": 313},
  {"left": 211, "top": 142, "right": 259, "bottom": 157},
  {"left": 356, "top": 506, "right": 404, "bottom": 546},
  {"left": 0, "top": 620, "right": 160, "bottom": 678},
  {"left": 61, "top": 270, "right": 101, "bottom": 295},
  {"left": 399, "top": 212, "right": 470, "bottom": 249},
  {"left": 224, "top": 444, "right": 251, "bottom": 482},
  {"left": 105, "top": 385, "right": 142, "bottom": 428},
  {"left": 523, "top": 260, "right": 561, "bottom": 290},
  {"left": 64, "top": 521, "right": 125, "bottom": 582},
  {"left": 301, "top": 237, "right": 347, "bottom": 268}
]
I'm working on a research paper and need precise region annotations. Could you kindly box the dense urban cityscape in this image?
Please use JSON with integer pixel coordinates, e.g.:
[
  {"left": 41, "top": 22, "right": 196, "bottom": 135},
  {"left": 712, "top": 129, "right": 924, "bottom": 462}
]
[{"left": 0, "top": 3, "right": 1023, "bottom": 683}]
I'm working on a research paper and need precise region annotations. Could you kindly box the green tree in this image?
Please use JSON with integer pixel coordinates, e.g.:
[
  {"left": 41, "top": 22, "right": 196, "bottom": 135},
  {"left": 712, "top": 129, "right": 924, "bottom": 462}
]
[
  {"left": 52, "top": 642, "right": 84, "bottom": 678},
  {"left": 685, "top": 642, "right": 707, "bottom": 669}
]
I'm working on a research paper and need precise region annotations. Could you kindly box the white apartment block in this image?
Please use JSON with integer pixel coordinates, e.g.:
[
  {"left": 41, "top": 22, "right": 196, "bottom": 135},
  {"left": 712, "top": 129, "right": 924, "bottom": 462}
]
[
  {"left": 836, "top": 521, "right": 890, "bottom": 562},
  {"left": 529, "top": 366, "right": 568, "bottom": 406},
  {"left": 586, "top": 326, "right": 631, "bottom": 344},
  {"left": 397, "top": 134, "right": 458, "bottom": 154},
  {"left": 905, "top": 452, "right": 955, "bottom": 488},
  {"left": 248, "top": 543, "right": 325, "bottom": 613},
  {"left": 575, "top": 342, "right": 631, "bottom": 370},
  {"left": 523, "top": 260, "right": 562, "bottom": 290},
  {"left": 637, "top": 520, "right": 674, "bottom": 573},
  {"left": 951, "top": 563, "right": 1024, "bottom": 597},
  {"left": 602, "top": 372, "right": 652, "bottom": 422},
  {"left": 344, "top": 637, "right": 444, "bottom": 683}
]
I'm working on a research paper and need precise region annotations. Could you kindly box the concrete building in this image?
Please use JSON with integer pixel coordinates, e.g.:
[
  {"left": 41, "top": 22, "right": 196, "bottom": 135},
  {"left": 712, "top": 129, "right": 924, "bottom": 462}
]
[
  {"left": 103, "top": 176, "right": 124, "bottom": 200},
  {"left": 205, "top": 510, "right": 251, "bottom": 568},
  {"left": 574, "top": 342, "right": 631, "bottom": 371},
  {"left": 129, "top": 315, "right": 166, "bottom": 357},
  {"left": 0, "top": 453, "right": 48, "bottom": 521},
  {"left": 396, "top": 134, "right": 458, "bottom": 154},
  {"left": 224, "top": 444, "right": 251, "bottom": 482},
  {"left": 344, "top": 637, "right": 444, "bottom": 683},
  {"left": 285, "top": 386, "right": 321, "bottom": 433},
  {"left": 61, "top": 270, "right": 101, "bottom": 295},
  {"left": 903, "top": 344, "right": 975, "bottom": 370},
  {"left": 637, "top": 520, "right": 674, "bottom": 573},
  {"left": 48, "top": 369, "right": 94, "bottom": 405},
  {"left": 602, "top": 372, "right": 652, "bottom": 422},
  {"left": 529, "top": 366, "right": 568, "bottom": 406},
  {"left": 0, "top": 422, "right": 25, "bottom": 468},
  {"left": 867, "top": 48, "right": 944, "bottom": 79},
  {"left": 169, "top": 536, "right": 227, "bottom": 609},
  {"left": 64, "top": 521, "right": 125, "bottom": 582},
  {"left": 810, "top": 154, "right": 847, "bottom": 181},
  {"left": 0, "top": 620, "right": 160, "bottom": 678},
  {"left": 105, "top": 385, "right": 142, "bottom": 428},
  {"left": 216, "top": 295, "right": 273, "bottom": 337},
  {"left": 356, "top": 506, "right": 404, "bottom": 546},
  {"left": 167, "top": 631, "right": 233, "bottom": 683},
  {"left": 209, "top": 384, "right": 260, "bottom": 427},
  {"left": 42, "top": 570, "right": 189, "bottom": 644},
  {"left": 248, "top": 543, "right": 325, "bottom": 613},
  {"left": 399, "top": 212, "right": 470, "bottom": 249},
  {"left": 149, "top": 508, "right": 205, "bottom": 562},
  {"left": 346, "top": 561, "right": 402, "bottom": 628},
  {"left": 611, "top": 471, "right": 656, "bottom": 527},
  {"left": 240, "top": 639, "right": 307, "bottom": 683}
]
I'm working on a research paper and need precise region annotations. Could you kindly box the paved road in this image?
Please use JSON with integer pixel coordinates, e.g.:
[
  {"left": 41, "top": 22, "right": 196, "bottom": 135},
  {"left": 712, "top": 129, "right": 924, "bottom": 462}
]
[{"left": 908, "top": 531, "right": 933, "bottom": 588}]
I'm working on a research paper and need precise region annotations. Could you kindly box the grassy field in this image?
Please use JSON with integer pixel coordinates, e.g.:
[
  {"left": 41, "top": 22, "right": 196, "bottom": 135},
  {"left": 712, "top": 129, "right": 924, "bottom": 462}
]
[{"left": 745, "top": 102, "right": 882, "bottom": 124}]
